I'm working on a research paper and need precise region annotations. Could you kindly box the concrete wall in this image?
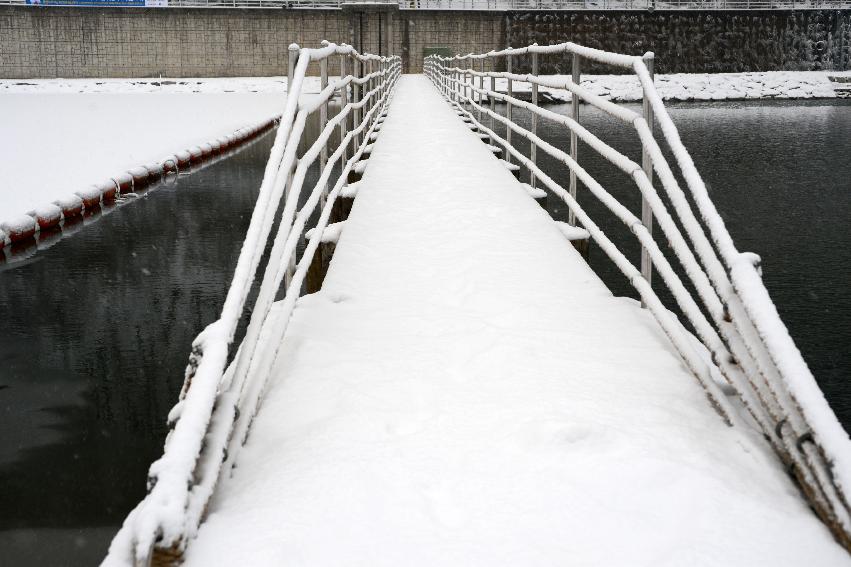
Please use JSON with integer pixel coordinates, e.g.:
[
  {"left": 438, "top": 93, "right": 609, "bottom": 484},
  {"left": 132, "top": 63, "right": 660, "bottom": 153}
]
[
  {"left": 0, "top": 7, "right": 349, "bottom": 78},
  {"left": 0, "top": 6, "right": 848, "bottom": 78},
  {"left": 400, "top": 11, "right": 504, "bottom": 73}
]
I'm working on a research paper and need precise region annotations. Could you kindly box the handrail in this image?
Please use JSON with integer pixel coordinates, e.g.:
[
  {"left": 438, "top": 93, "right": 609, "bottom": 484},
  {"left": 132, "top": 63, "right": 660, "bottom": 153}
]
[
  {"left": 3, "top": 0, "right": 850, "bottom": 8},
  {"left": 103, "top": 41, "right": 401, "bottom": 567},
  {"left": 425, "top": 44, "right": 851, "bottom": 551}
]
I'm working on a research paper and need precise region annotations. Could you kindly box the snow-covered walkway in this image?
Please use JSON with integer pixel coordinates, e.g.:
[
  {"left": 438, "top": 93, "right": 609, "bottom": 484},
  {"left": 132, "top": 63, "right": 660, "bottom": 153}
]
[{"left": 183, "top": 75, "right": 849, "bottom": 566}]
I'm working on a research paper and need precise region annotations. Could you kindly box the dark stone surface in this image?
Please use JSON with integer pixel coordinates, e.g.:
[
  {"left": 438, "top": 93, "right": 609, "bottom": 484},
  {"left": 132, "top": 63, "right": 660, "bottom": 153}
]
[{"left": 505, "top": 10, "right": 851, "bottom": 73}]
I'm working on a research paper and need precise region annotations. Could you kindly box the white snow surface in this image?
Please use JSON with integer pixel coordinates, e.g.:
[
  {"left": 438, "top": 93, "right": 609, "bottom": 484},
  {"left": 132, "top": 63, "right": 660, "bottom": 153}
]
[
  {"left": 0, "top": 77, "right": 322, "bottom": 224},
  {"left": 495, "top": 70, "right": 844, "bottom": 102},
  {"left": 183, "top": 76, "right": 849, "bottom": 566}
]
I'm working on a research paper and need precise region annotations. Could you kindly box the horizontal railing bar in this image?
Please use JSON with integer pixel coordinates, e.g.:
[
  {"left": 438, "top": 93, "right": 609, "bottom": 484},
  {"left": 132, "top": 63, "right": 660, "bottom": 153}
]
[
  {"left": 438, "top": 42, "right": 640, "bottom": 69},
  {"left": 445, "top": 75, "right": 639, "bottom": 174},
  {"left": 426, "top": 48, "right": 851, "bottom": 544},
  {"left": 223, "top": 71, "right": 397, "bottom": 475},
  {"left": 446, "top": 96, "right": 737, "bottom": 422},
  {"left": 103, "top": 41, "right": 401, "bottom": 567},
  {"left": 433, "top": 63, "right": 848, "bottom": 523},
  {"left": 448, "top": 66, "right": 640, "bottom": 124}
]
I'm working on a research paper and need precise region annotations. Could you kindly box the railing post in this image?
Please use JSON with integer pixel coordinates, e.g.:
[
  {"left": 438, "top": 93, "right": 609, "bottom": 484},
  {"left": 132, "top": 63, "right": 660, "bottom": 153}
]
[
  {"left": 353, "top": 57, "right": 361, "bottom": 152},
  {"left": 369, "top": 58, "right": 376, "bottom": 121},
  {"left": 319, "top": 55, "right": 329, "bottom": 208},
  {"left": 506, "top": 51, "right": 513, "bottom": 164},
  {"left": 285, "top": 43, "right": 300, "bottom": 288},
  {"left": 465, "top": 59, "right": 471, "bottom": 107},
  {"left": 488, "top": 56, "right": 495, "bottom": 133},
  {"left": 455, "top": 60, "right": 461, "bottom": 103},
  {"left": 477, "top": 57, "right": 485, "bottom": 123},
  {"left": 530, "top": 50, "right": 539, "bottom": 187},
  {"left": 340, "top": 54, "right": 349, "bottom": 172},
  {"left": 287, "top": 43, "right": 299, "bottom": 96},
  {"left": 569, "top": 52, "right": 580, "bottom": 226},
  {"left": 640, "top": 52, "right": 655, "bottom": 293}
]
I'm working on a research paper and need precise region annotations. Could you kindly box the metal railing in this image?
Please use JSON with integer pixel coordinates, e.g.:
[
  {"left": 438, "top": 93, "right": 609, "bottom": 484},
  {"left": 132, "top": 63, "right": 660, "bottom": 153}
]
[
  {"left": 425, "top": 44, "right": 851, "bottom": 551},
  {"left": 103, "top": 41, "right": 401, "bottom": 567},
  {"left": 4, "top": 0, "right": 850, "bottom": 9}
]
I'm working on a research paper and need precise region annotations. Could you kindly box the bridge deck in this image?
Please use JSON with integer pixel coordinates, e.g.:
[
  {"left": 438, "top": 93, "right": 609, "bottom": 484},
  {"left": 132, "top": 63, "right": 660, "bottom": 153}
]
[{"left": 183, "top": 76, "right": 847, "bottom": 565}]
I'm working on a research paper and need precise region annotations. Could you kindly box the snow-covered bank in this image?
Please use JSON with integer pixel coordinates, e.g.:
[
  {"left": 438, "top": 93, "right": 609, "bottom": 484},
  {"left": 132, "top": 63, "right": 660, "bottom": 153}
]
[
  {"left": 0, "top": 76, "right": 320, "bottom": 95},
  {"left": 0, "top": 79, "right": 314, "bottom": 249},
  {"left": 495, "top": 70, "right": 850, "bottom": 102}
]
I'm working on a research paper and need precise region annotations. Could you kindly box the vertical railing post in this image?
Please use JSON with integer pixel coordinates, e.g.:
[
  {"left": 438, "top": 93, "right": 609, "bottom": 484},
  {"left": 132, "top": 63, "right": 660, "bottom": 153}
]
[
  {"left": 287, "top": 43, "right": 298, "bottom": 90},
  {"left": 364, "top": 58, "right": 372, "bottom": 131},
  {"left": 455, "top": 60, "right": 461, "bottom": 103},
  {"left": 285, "top": 43, "right": 300, "bottom": 288},
  {"left": 340, "top": 54, "right": 349, "bottom": 169},
  {"left": 488, "top": 56, "right": 495, "bottom": 133},
  {"left": 506, "top": 51, "right": 513, "bottom": 164},
  {"left": 319, "top": 55, "right": 329, "bottom": 209},
  {"left": 369, "top": 58, "right": 376, "bottom": 119},
  {"left": 640, "top": 52, "right": 655, "bottom": 293},
  {"left": 477, "top": 57, "right": 485, "bottom": 123},
  {"left": 569, "top": 52, "right": 580, "bottom": 226},
  {"left": 530, "top": 50, "right": 539, "bottom": 187},
  {"left": 465, "top": 58, "right": 471, "bottom": 107},
  {"left": 382, "top": 58, "right": 388, "bottom": 102},
  {"left": 353, "top": 57, "right": 362, "bottom": 152}
]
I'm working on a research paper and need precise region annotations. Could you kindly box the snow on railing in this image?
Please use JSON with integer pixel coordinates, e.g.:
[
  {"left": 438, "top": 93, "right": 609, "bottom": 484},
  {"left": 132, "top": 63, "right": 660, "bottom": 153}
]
[
  {"left": 425, "top": 44, "right": 851, "bottom": 552},
  {"left": 102, "top": 41, "right": 401, "bottom": 567},
  {"left": 3, "top": 0, "right": 849, "bottom": 9}
]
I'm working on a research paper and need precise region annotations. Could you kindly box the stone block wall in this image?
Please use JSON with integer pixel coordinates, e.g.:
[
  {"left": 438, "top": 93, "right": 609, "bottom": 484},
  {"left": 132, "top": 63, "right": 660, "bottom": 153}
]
[
  {"left": 506, "top": 10, "right": 851, "bottom": 73},
  {"left": 0, "top": 7, "right": 349, "bottom": 78},
  {"left": 1, "top": 6, "right": 848, "bottom": 78}
]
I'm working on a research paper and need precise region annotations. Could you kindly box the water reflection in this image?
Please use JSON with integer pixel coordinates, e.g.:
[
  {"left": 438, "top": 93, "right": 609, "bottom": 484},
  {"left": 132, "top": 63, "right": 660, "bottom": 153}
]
[{"left": 0, "top": 133, "right": 276, "bottom": 565}]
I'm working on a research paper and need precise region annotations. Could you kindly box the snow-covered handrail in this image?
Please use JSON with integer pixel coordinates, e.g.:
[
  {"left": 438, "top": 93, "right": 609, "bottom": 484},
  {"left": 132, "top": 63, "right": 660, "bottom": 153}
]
[
  {"left": 103, "top": 42, "right": 401, "bottom": 567},
  {"left": 425, "top": 45, "right": 851, "bottom": 552}
]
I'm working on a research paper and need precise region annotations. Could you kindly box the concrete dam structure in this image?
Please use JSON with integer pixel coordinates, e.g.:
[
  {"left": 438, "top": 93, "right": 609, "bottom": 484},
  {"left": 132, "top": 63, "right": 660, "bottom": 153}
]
[{"left": 1, "top": 5, "right": 849, "bottom": 78}]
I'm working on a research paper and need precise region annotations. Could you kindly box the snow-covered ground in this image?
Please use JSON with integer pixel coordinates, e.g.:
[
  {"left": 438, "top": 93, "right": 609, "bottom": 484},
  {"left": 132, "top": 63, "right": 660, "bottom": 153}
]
[
  {"left": 178, "top": 76, "right": 850, "bottom": 566},
  {"left": 0, "top": 78, "right": 321, "bottom": 242},
  {"left": 0, "top": 76, "right": 310, "bottom": 95},
  {"left": 495, "top": 70, "right": 849, "bottom": 101}
]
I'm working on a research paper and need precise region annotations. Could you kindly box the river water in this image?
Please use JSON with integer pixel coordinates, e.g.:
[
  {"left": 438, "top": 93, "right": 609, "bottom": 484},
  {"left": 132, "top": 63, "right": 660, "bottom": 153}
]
[{"left": 0, "top": 99, "right": 849, "bottom": 565}]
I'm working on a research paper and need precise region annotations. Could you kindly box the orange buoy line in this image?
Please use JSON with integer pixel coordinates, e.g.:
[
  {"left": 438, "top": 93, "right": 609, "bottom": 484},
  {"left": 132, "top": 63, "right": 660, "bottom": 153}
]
[{"left": 0, "top": 116, "right": 280, "bottom": 252}]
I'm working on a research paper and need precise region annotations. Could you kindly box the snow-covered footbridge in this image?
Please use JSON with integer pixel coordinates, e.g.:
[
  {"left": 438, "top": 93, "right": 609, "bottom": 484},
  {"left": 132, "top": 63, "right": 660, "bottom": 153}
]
[{"left": 104, "top": 42, "right": 851, "bottom": 566}]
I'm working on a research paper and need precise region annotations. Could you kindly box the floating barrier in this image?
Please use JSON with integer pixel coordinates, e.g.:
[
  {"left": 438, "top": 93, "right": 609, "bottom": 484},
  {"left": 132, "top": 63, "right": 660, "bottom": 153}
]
[
  {"left": 1, "top": 215, "right": 37, "bottom": 243},
  {"left": 76, "top": 186, "right": 102, "bottom": 209},
  {"left": 113, "top": 173, "right": 133, "bottom": 194},
  {"left": 98, "top": 180, "right": 118, "bottom": 203},
  {"left": 32, "top": 204, "right": 63, "bottom": 230},
  {"left": 162, "top": 157, "right": 179, "bottom": 175},
  {"left": 129, "top": 166, "right": 151, "bottom": 191},
  {"left": 146, "top": 162, "right": 164, "bottom": 183},
  {"left": 188, "top": 146, "right": 204, "bottom": 165},
  {"left": 175, "top": 150, "right": 192, "bottom": 169},
  {"left": 0, "top": 116, "right": 281, "bottom": 260},
  {"left": 54, "top": 195, "right": 84, "bottom": 219}
]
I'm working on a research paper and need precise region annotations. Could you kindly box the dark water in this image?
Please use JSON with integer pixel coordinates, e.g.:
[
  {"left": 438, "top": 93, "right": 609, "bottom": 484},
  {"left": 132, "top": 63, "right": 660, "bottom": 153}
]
[
  {"left": 0, "top": 135, "right": 275, "bottom": 566},
  {"left": 0, "top": 100, "right": 849, "bottom": 566},
  {"left": 503, "top": 98, "right": 851, "bottom": 430}
]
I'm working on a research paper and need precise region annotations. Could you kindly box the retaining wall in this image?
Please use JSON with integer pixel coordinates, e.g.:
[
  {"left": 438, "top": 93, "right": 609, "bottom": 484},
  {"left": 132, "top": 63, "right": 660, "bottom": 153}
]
[{"left": 0, "top": 6, "right": 848, "bottom": 78}]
